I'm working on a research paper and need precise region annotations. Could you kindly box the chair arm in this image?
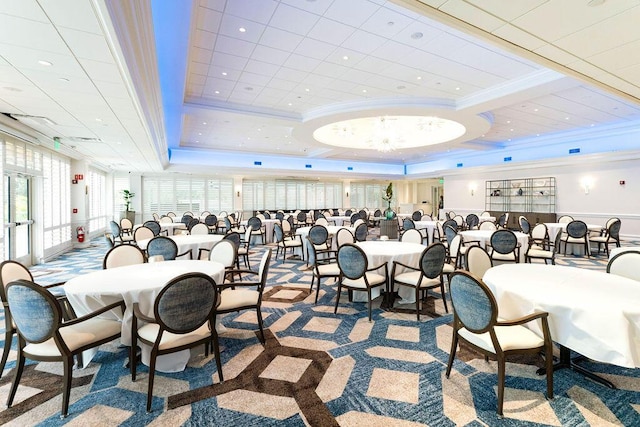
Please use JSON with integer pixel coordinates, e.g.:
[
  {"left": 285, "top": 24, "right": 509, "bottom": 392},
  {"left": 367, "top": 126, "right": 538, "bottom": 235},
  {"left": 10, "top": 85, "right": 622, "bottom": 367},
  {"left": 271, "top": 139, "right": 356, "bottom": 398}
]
[
  {"left": 496, "top": 311, "right": 548, "bottom": 327},
  {"left": 132, "top": 302, "right": 156, "bottom": 323},
  {"left": 177, "top": 249, "right": 193, "bottom": 259},
  {"left": 43, "top": 281, "right": 67, "bottom": 289},
  {"left": 198, "top": 248, "right": 210, "bottom": 260},
  {"left": 462, "top": 239, "right": 481, "bottom": 247},
  {"left": 367, "top": 262, "right": 388, "bottom": 277},
  {"left": 61, "top": 300, "right": 126, "bottom": 327},
  {"left": 391, "top": 260, "right": 419, "bottom": 271}
]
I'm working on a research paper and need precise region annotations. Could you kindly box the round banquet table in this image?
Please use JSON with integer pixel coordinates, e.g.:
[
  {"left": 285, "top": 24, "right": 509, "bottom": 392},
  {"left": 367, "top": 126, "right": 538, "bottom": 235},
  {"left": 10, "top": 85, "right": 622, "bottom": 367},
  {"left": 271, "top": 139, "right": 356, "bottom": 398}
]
[
  {"left": 241, "top": 218, "right": 280, "bottom": 244},
  {"left": 329, "top": 215, "right": 352, "bottom": 226},
  {"left": 544, "top": 222, "right": 602, "bottom": 255},
  {"left": 137, "top": 234, "right": 224, "bottom": 259},
  {"left": 460, "top": 229, "right": 529, "bottom": 263},
  {"left": 413, "top": 220, "right": 438, "bottom": 244},
  {"left": 609, "top": 246, "right": 640, "bottom": 260},
  {"left": 64, "top": 260, "right": 225, "bottom": 372},
  {"left": 483, "top": 263, "right": 640, "bottom": 369},
  {"left": 297, "top": 225, "right": 355, "bottom": 256},
  {"left": 355, "top": 241, "right": 426, "bottom": 304}
]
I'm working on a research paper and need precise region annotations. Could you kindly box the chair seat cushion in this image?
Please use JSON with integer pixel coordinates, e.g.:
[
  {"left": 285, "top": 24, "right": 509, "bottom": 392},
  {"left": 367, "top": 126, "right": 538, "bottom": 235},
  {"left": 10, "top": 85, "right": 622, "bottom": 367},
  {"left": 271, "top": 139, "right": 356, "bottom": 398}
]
[
  {"left": 317, "top": 263, "right": 340, "bottom": 276},
  {"left": 218, "top": 289, "right": 259, "bottom": 310},
  {"left": 394, "top": 270, "right": 441, "bottom": 288},
  {"left": 459, "top": 324, "right": 544, "bottom": 352},
  {"left": 314, "top": 243, "right": 330, "bottom": 251},
  {"left": 443, "top": 263, "right": 455, "bottom": 273},
  {"left": 589, "top": 236, "right": 609, "bottom": 243},
  {"left": 24, "top": 317, "right": 122, "bottom": 357},
  {"left": 527, "top": 248, "right": 552, "bottom": 258},
  {"left": 279, "top": 239, "right": 302, "bottom": 248},
  {"left": 563, "top": 237, "right": 586, "bottom": 243},
  {"left": 491, "top": 252, "right": 517, "bottom": 261},
  {"left": 343, "top": 272, "right": 386, "bottom": 289},
  {"left": 138, "top": 322, "right": 210, "bottom": 350}
]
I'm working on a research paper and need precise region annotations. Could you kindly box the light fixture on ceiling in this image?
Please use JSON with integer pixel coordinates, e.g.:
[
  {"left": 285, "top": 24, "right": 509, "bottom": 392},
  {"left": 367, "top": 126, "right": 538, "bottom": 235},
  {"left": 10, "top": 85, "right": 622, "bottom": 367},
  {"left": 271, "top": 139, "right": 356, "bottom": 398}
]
[
  {"left": 314, "top": 115, "right": 466, "bottom": 153},
  {"left": 38, "top": 60, "right": 52, "bottom": 66}
]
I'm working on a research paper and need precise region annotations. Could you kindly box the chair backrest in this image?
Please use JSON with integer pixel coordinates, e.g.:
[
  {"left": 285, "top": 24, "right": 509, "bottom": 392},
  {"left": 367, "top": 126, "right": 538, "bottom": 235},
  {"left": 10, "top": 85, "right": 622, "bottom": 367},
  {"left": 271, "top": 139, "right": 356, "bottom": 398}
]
[
  {"left": 608, "top": 219, "right": 621, "bottom": 240},
  {"left": 443, "top": 219, "right": 458, "bottom": 232},
  {"left": 531, "top": 223, "right": 548, "bottom": 241},
  {"left": 159, "top": 216, "right": 172, "bottom": 224},
  {"left": 518, "top": 215, "right": 530, "bottom": 234},
  {"left": 607, "top": 250, "right": 640, "bottom": 281},
  {"left": 204, "top": 214, "right": 218, "bottom": 227},
  {"left": 479, "top": 221, "right": 497, "bottom": 231},
  {"left": 281, "top": 218, "right": 292, "bottom": 234},
  {"left": 190, "top": 223, "right": 209, "bottom": 235},
  {"left": 308, "top": 225, "right": 329, "bottom": 246},
  {"left": 146, "top": 236, "right": 178, "bottom": 261},
  {"left": 337, "top": 244, "right": 368, "bottom": 280},
  {"left": 181, "top": 214, "right": 193, "bottom": 225},
  {"left": 355, "top": 223, "right": 368, "bottom": 241},
  {"left": 183, "top": 211, "right": 194, "bottom": 217},
  {"left": 255, "top": 249, "right": 272, "bottom": 300},
  {"left": 223, "top": 231, "right": 241, "bottom": 250},
  {"left": 103, "top": 244, "right": 146, "bottom": 269},
  {"left": 143, "top": 220, "right": 161, "bottom": 236},
  {"left": 490, "top": 229, "right": 518, "bottom": 254},
  {"left": 297, "top": 211, "right": 307, "bottom": 222},
  {"left": 420, "top": 242, "right": 446, "bottom": 278},
  {"left": 315, "top": 217, "right": 329, "bottom": 226},
  {"left": 154, "top": 273, "right": 218, "bottom": 335},
  {"left": 566, "top": 220, "right": 587, "bottom": 238},
  {"left": 421, "top": 214, "right": 432, "bottom": 221},
  {"left": 218, "top": 211, "right": 228, "bottom": 218},
  {"left": 7, "top": 280, "right": 61, "bottom": 344},
  {"left": 345, "top": 209, "right": 352, "bottom": 216},
  {"left": 465, "top": 246, "right": 492, "bottom": 278},
  {"left": 208, "top": 240, "right": 237, "bottom": 268},
  {"left": 558, "top": 215, "right": 574, "bottom": 224},
  {"left": 120, "top": 218, "right": 133, "bottom": 230},
  {"left": 248, "top": 216, "right": 263, "bottom": 231},
  {"left": 187, "top": 218, "right": 201, "bottom": 231},
  {"left": 400, "top": 228, "right": 423, "bottom": 244},
  {"left": 448, "top": 234, "right": 462, "bottom": 258},
  {"left": 453, "top": 215, "right": 464, "bottom": 228},
  {"left": 449, "top": 271, "right": 497, "bottom": 333},
  {"left": 411, "top": 210, "right": 422, "bottom": 221},
  {"left": 352, "top": 218, "right": 365, "bottom": 229},
  {"left": 497, "top": 213, "right": 507, "bottom": 228},
  {"left": 0, "top": 260, "right": 33, "bottom": 302},
  {"left": 336, "top": 228, "right": 355, "bottom": 247},
  {"left": 373, "top": 209, "right": 382, "bottom": 218},
  {"left": 167, "top": 212, "right": 176, "bottom": 218},
  {"left": 224, "top": 217, "right": 233, "bottom": 231},
  {"left": 263, "top": 212, "right": 271, "bottom": 220},
  {"left": 134, "top": 226, "right": 155, "bottom": 243},
  {"left": 109, "top": 220, "right": 122, "bottom": 238},
  {"left": 275, "top": 212, "right": 284, "bottom": 221},
  {"left": 465, "top": 214, "right": 479, "bottom": 230},
  {"left": 350, "top": 213, "right": 360, "bottom": 225},
  {"left": 273, "top": 223, "right": 285, "bottom": 243},
  {"left": 403, "top": 218, "right": 415, "bottom": 230},
  {"left": 152, "top": 213, "right": 160, "bottom": 221},
  {"left": 605, "top": 217, "right": 620, "bottom": 231},
  {"left": 480, "top": 211, "right": 490, "bottom": 217},
  {"left": 444, "top": 225, "right": 457, "bottom": 246}
]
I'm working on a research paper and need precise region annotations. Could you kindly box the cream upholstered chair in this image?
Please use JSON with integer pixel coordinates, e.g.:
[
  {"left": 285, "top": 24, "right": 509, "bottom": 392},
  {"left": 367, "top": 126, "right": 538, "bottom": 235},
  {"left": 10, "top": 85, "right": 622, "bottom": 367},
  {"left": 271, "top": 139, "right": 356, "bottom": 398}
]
[
  {"left": 400, "top": 228, "right": 423, "bottom": 244},
  {"left": 591, "top": 219, "right": 621, "bottom": 256},
  {"left": 479, "top": 221, "right": 497, "bottom": 231},
  {"left": 557, "top": 215, "right": 574, "bottom": 224},
  {"left": 606, "top": 250, "right": 640, "bottom": 281},
  {"left": 130, "top": 272, "right": 222, "bottom": 412},
  {"left": 274, "top": 223, "right": 303, "bottom": 261},
  {"left": 530, "top": 223, "right": 550, "bottom": 250},
  {"left": 189, "top": 222, "right": 209, "bottom": 235},
  {"left": 336, "top": 228, "right": 355, "bottom": 247},
  {"left": 6, "top": 279, "right": 124, "bottom": 418},
  {"left": 465, "top": 245, "right": 493, "bottom": 278},
  {"left": 134, "top": 226, "right": 155, "bottom": 246},
  {"left": 307, "top": 237, "right": 340, "bottom": 304},
  {"left": 103, "top": 244, "right": 146, "bottom": 269},
  {"left": 335, "top": 244, "right": 387, "bottom": 321},
  {"left": 526, "top": 230, "right": 562, "bottom": 265},
  {"left": 217, "top": 249, "right": 272, "bottom": 344},
  {"left": 120, "top": 217, "right": 133, "bottom": 235},
  {"left": 445, "top": 271, "right": 554, "bottom": 416},
  {"left": 391, "top": 242, "right": 447, "bottom": 320}
]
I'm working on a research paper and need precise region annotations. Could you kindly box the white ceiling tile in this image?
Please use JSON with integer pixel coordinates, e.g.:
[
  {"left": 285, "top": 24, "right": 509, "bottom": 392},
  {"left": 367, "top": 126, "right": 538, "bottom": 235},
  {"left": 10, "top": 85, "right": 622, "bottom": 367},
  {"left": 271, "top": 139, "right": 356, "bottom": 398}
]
[
  {"left": 210, "top": 52, "right": 248, "bottom": 71},
  {"left": 360, "top": 5, "right": 414, "bottom": 38},
  {"left": 438, "top": 1, "right": 504, "bottom": 32},
  {"left": 214, "top": 35, "right": 256, "bottom": 58},
  {"left": 258, "top": 27, "right": 303, "bottom": 51},
  {"left": 193, "top": 30, "right": 217, "bottom": 50},
  {"left": 0, "top": 1, "right": 47, "bottom": 22},
  {"left": 270, "top": 3, "right": 320, "bottom": 36},
  {"left": 0, "top": 14, "right": 68, "bottom": 54},
  {"left": 307, "top": 18, "right": 355, "bottom": 46},
  {"left": 492, "top": 24, "right": 546, "bottom": 51},
  {"left": 192, "top": 47, "right": 213, "bottom": 64},
  {"left": 301, "top": 74, "right": 334, "bottom": 88},
  {"left": 283, "top": 54, "right": 321, "bottom": 73},
  {"left": 588, "top": 39, "right": 640, "bottom": 72},
  {"left": 371, "top": 40, "right": 418, "bottom": 62},
  {"left": 207, "top": 66, "right": 241, "bottom": 81},
  {"left": 189, "top": 74, "right": 207, "bottom": 86},
  {"left": 341, "top": 30, "right": 387, "bottom": 55},
  {"left": 268, "top": 78, "right": 298, "bottom": 91},
  {"left": 294, "top": 38, "right": 335, "bottom": 61},
  {"left": 280, "top": 0, "right": 332, "bottom": 15},
  {"left": 251, "top": 45, "right": 290, "bottom": 65},
  {"left": 189, "top": 61, "right": 209, "bottom": 75},
  {"left": 199, "top": 0, "right": 226, "bottom": 13},
  {"left": 238, "top": 71, "right": 271, "bottom": 86},
  {"left": 224, "top": 0, "right": 278, "bottom": 24},
  {"left": 244, "top": 59, "right": 279, "bottom": 76},
  {"left": 464, "top": 0, "right": 546, "bottom": 21},
  {"left": 533, "top": 44, "right": 578, "bottom": 66},
  {"left": 39, "top": 0, "right": 102, "bottom": 34},
  {"left": 324, "top": 0, "right": 380, "bottom": 28},
  {"left": 312, "top": 61, "right": 349, "bottom": 79},
  {"left": 196, "top": 7, "right": 222, "bottom": 32},
  {"left": 218, "top": 13, "right": 265, "bottom": 43},
  {"left": 274, "top": 67, "right": 308, "bottom": 83},
  {"left": 58, "top": 27, "right": 114, "bottom": 63}
]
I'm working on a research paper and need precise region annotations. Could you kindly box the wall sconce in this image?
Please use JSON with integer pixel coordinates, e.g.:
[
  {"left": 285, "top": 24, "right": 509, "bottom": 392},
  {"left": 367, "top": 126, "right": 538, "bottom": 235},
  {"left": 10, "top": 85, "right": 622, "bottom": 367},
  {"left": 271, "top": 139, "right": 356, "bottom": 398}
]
[
  {"left": 469, "top": 183, "right": 477, "bottom": 196},
  {"left": 581, "top": 177, "right": 593, "bottom": 195},
  {"left": 346, "top": 191, "right": 349, "bottom": 197},
  {"left": 236, "top": 190, "right": 241, "bottom": 197}
]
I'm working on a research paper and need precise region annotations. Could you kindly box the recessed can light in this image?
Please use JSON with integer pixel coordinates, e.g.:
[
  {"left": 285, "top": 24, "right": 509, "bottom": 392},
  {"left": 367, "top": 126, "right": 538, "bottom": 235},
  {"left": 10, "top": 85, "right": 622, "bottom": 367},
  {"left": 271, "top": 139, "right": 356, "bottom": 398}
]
[
  {"left": 239, "top": 27, "right": 246, "bottom": 32},
  {"left": 214, "top": 90, "right": 220, "bottom": 94},
  {"left": 38, "top": 60, "right": 52, "bottom": 66},
  {"left": 411, "top": 32, "right": 423, "bottom": 39},
  {"left": 342, "top": 55, "right": 349, "bottom": 60},
  {"left": 222, "top": 72, "right": 227, "bottom": 76}
]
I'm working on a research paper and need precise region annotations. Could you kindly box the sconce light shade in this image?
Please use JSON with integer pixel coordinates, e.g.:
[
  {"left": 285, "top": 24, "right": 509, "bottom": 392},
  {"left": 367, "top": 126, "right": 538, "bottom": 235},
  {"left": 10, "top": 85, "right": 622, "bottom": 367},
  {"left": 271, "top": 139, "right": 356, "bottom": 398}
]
[
  {"left": 237, "top": 191, "right": 241, "bottom": 197},
  {"left": 346, "top": 192, "right": 349, "bottom": 197}
]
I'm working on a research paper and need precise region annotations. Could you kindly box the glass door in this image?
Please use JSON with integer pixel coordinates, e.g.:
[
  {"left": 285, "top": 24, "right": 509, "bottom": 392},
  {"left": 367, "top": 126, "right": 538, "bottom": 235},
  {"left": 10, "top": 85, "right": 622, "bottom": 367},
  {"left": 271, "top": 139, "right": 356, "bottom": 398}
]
[{"left": 4, "top": 174, "right": 33, "bottom": 265}]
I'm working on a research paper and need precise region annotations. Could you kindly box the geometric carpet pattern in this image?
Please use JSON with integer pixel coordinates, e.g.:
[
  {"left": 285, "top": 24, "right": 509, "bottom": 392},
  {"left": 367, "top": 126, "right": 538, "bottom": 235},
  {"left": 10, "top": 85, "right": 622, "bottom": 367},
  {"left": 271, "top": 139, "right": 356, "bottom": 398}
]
[{"left": 0, "top": 235, "right": 639, "bottom": 425}]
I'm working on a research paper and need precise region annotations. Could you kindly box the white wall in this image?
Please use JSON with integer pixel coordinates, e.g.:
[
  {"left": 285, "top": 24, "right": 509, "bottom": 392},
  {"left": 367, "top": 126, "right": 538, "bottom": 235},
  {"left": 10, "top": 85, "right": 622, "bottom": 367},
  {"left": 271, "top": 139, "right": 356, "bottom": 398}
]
[{"left": 443, "top": 155, "right": 640, "bottom": 238}]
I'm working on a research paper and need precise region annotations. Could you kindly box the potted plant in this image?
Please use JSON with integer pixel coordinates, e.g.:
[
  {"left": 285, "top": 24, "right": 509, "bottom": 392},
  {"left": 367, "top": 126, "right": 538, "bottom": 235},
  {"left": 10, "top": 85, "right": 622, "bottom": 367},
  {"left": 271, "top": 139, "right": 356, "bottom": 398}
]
[
  {"left": 120, "top": 189, "right": 135, "bottom": 223},
  {"left": 382, "top": 182, "right": 394, "bottom": 219}
]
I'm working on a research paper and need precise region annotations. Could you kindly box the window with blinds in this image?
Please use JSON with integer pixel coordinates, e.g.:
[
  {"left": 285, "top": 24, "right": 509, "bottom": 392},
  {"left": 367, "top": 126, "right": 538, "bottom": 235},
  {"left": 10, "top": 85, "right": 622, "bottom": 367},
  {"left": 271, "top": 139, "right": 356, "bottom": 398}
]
[
  {"left": 142, "top": 176, "right": 233, "bottom": 217},
  {"left": 42, "top": 152, "right": 71, "bottom": 254},
  {"left": 351, "top": 183, "right": 390, "bottom": 209},
  {"left": 242, "top": 179, "right": 343, "bottom": 211}
]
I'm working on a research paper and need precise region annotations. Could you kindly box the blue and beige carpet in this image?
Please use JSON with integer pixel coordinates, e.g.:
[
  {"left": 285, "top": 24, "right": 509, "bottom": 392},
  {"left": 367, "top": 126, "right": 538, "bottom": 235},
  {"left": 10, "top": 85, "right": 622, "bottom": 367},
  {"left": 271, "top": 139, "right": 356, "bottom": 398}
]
[{"left": 0, "top": 235, "right": 639, "bottom": 426}]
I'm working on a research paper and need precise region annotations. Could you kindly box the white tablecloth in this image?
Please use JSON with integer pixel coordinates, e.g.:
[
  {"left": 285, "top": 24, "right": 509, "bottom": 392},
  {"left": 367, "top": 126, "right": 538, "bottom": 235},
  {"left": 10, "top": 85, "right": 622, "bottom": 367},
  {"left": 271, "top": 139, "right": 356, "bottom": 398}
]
[
  {"left": 355, "top": 241, "right": 426, "bottom": 304},
  {"left": 296, "top": 225, "right": 355, "bottom": 256},
  {"left": 609, "top": 246, "right": 640, "bottom": 260},
  {"left": 330, "top": 215, "right": 352, "bottom": 226},
  {"left": 459, "top": 230, "right": 529, "bottom": 262},
  {"left": 544, "top": 222, "right": 601, "bottom": 255},
  {"left": 241, "top": 218, "right": 279, "bottom": 244},
  {"left": 137, "top": 234, "right": 224, "bottom": 258},
  {"left": 413, "top": 220, "right": 438, "bottom": 244},
  {"left": 64, "top": 260, "right": 225, "bottom": 372},
  {"left": 483, "top": 263, "right": 640, "bottom": 368}
]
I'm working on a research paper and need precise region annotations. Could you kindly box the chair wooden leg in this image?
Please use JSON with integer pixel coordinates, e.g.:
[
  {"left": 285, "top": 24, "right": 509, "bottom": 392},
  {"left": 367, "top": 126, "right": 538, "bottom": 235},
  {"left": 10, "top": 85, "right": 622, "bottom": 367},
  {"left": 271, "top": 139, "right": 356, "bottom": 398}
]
[
  {"left": 314, "top": 276, "right": 321, "bottom": 304},
  {"left": 6, "top": 349, "right": 25, "bottom": 408},
  {"left": 211, "top": 328, "right": 224, "bottom": 382},
  {"left": 496, "top": 357, "right": 506, "bottom": 416},
  {"left": 61, "top": 357, "right": 73, "bottom": 418},
  {"left": 147, "top": 352, "right": 157, "bottom": 412},
  {"left": 0, "top": 330, "right": 13, "bottom": 378},
  {"left": 445, "top": 332, "right": 458, "bottom": 377},
  {"left": 334, "top": 282, "right": 342, "bottom": 314},
  {"left": 415, "top": 287, "right": 420, "bottom": 321},
  {"left": 367, "top": 288, "right": 372, "bottom": 322},
  {"left": 256, "top": 309, "right": 265, "bottom": 344}
]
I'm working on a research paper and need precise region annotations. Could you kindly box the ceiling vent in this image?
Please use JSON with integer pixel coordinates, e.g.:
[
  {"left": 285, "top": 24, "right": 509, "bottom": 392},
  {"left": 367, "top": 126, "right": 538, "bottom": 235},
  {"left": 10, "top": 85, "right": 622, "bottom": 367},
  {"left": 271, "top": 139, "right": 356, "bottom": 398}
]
[
  {"left": 67, "top": 136, "right": 103, "bottom": 143},
  {"left": 10, "top": 114, "right": 57, "bottom": 126}
]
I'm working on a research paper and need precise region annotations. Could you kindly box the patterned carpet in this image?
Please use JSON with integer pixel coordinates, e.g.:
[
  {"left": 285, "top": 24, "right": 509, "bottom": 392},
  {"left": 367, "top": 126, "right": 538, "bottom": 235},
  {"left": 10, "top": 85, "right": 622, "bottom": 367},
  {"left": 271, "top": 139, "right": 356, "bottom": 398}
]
[{"left": 0, "top": 233, "right": 639, "bottom": 426}]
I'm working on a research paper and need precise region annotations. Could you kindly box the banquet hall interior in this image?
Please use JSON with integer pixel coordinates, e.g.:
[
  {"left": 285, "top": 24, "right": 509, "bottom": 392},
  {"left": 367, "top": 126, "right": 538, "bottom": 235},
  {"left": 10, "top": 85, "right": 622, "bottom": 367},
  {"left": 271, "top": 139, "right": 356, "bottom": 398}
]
[{"left": 0, "top": 0, "right": 639, "bottom": 425}]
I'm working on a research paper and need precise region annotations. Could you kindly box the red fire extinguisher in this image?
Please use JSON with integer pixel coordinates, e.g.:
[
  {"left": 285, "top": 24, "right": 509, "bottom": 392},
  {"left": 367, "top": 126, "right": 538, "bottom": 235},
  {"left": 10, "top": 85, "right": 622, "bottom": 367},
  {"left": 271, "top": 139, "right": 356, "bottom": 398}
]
[{"left": 76, "top": 226, "right": 85, "bottom": 243}]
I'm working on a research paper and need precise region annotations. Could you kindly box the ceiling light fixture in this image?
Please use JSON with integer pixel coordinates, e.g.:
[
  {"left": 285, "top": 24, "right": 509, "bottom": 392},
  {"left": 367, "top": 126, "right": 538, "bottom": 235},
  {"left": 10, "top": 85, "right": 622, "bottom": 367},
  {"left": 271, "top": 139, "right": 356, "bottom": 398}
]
[
  {"left": 342, "top": 55, "right": 349, "bottom": 60},
  {"left": 38, "top": 60, "right": 52, "bottom": 66},
  {"left": 239, "top": 27, "right": 246, "bottom": 32},
  {"left": 314, "top": 115, "right": 466, "bottom": 153}
]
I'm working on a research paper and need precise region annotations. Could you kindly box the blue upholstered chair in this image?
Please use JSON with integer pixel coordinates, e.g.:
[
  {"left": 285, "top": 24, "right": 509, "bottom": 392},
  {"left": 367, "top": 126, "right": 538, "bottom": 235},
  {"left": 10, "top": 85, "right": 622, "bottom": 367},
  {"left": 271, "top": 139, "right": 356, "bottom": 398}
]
[
  {"left": 143, "top": 220, "right": 162, "bottom": 236},
  {"left": 488, "top": 229, "right": 520, "bottom": 263},
  {"left": 217, "top": 249, "right": 272, "bottom": 344},
  {"left": 354, "top": 223, "right": 368, "bottom": 241},
  {"left": 335, "top": 244, "right": 388, "bottom": 321},
  {"left": 109, "top": 220, "right": 134, "bottom": 245},
  {"left": 308, "top": 224, "right": 331, "bottom": 254},
  {"left": 307, "top": 236, "right": 340, "bottom": 304},
  {"left": 411, "top": 210, "right": 422, "bottom": 221},
  {"left": 445, "top": 271, "right": 554, "bottom": 416},
  {"left": 391, "top": 242, "right": 447, "bottom": 320},
  {"left": 146, "top": 236, "right": 192, "bottom": 260},
  {"left": 591, "top": 218, "right": 621, "bottom": 256},
  {"left": 130, "top": 272, "right": 222, "bottom": 412},
  {"left": 247, "top": 216, "right": 265, "bottom": 244},
  {"left": 204, "top": 214, "right": 218, "bottom": 233},
  {"left": 560, "top": 220, "right": 590, "bottom": 257},
  {"left": 6, "top": 279, "right": 124, "bottom": 418},
  {"left": 465, "top": 214, "right": 479, "bottom": 230}
]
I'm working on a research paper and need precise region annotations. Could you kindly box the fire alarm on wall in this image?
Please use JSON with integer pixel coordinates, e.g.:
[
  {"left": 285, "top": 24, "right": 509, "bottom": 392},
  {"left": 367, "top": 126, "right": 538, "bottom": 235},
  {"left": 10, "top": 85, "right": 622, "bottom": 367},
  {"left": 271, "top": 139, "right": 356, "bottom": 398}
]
[{"left": 620, "top": 180, "right": 626, "bottom": 185}]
